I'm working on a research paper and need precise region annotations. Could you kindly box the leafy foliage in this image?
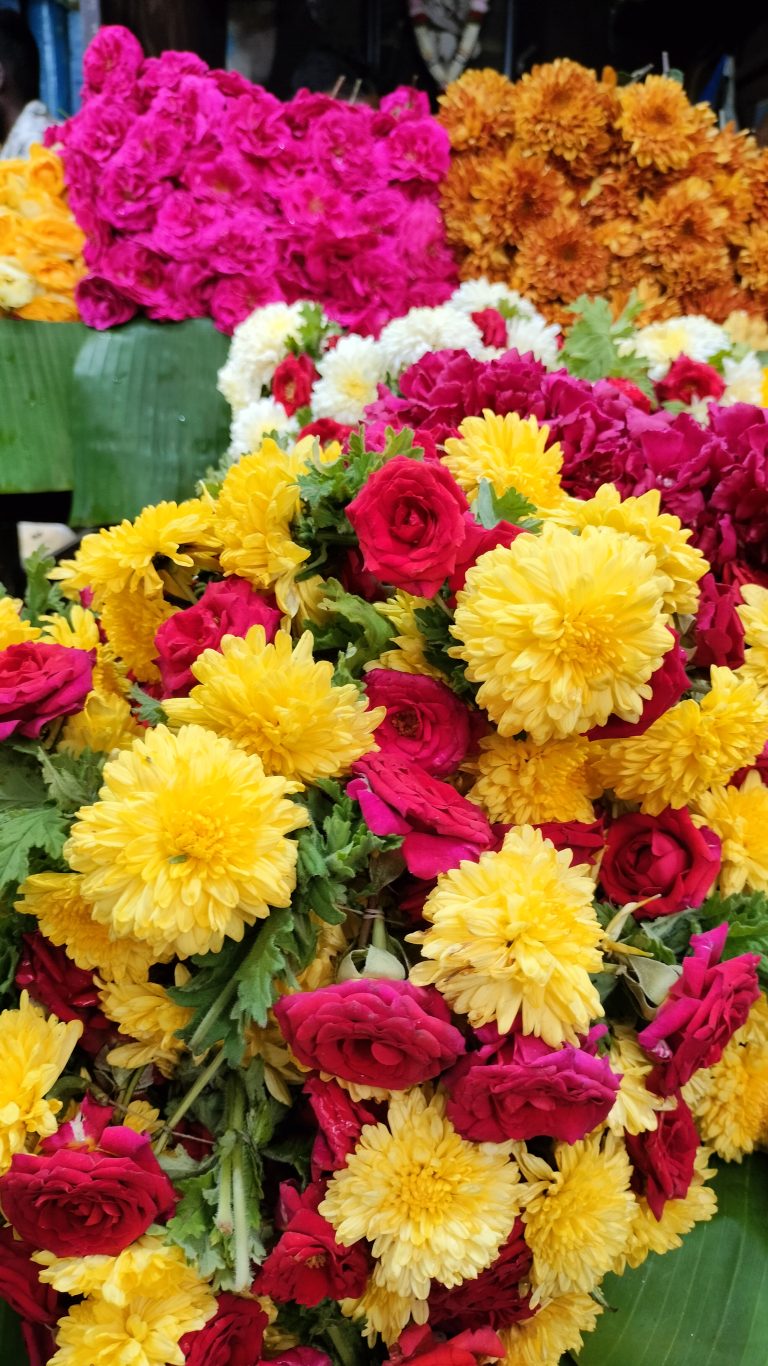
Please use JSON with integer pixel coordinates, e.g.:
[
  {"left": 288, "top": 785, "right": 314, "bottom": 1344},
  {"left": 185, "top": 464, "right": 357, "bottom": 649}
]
[
  {"left": 474, "top": 479, "right": 541, "bottom": 531},
  {"left": 699, "top": 890, "right": 768, "bottom": 989},
  {"left": 0, "top": 805, "right": 68, "bottom": 894},
  {"left": 306, "top": 579, "right": 394, "bottom": 683},
  {"left": 129, "top": 683, "right": 168, "bottom": 726},
  {"left": 285, "top": 302, "right": 340, "bottom": 358},
  {"left": 37, "top": 747, "right": 105, "bottom": 815},
  {"left": 413, "top": 598, "right": 477, "bottom": 701},
  {"left": 560, "top": 293, "right": 654, "bottom": 395},
  {"left": 22, "top": 549, "right": 67, "bottom": 625},
  {"left": 294, "top": 778, "right": 404, "bottom": 926}
]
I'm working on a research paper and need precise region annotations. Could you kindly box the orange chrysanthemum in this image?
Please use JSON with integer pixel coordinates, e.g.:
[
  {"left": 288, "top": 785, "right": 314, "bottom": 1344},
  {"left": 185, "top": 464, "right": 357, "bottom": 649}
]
[
  {"left": 737, "top": 224, "right": 768, "bottom": 296},
  {"left": 474, "top": 150, "right": 571, "bottom": 244},
  {"left": 512, "top": 207, "right": 610, "bottom": 303},
  {"left": 640, "top": 178, "right": 731, "bottom": 291},
  {"left": 615, "top": 76, "right": 713, "bottom": 173},
  {"left": 513, "top": 59, "right": 615, "bottom": 176},
  {"left": 438, "top": 68, "right": 517, "bottom": 152}
]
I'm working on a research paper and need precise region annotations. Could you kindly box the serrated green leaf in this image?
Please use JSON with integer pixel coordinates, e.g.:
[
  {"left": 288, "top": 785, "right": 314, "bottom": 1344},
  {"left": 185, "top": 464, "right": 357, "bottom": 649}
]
[
  {"left": 413, "top": 600, "right": 477, "bottom": 702},
  {"left": 233, "top": 907, "right": 302, "bottom": 1028},
  {"left": 698, "top": 891, "right": 768, "bottom": 988},
  {"left": 474, "top": 479, "right": 540, "bottom": 530},
  {"left": 23, "top": 550, "right": 67, "bottom": 624},
  {"left": 578, "top": 1157, "right": 768, "bottom": 1366},
  {"left": 560, "top": 292, "right": 654, "bottom": 395},
  {"left": 308, "top": 578, "right": 394, "bottom": 679},
  {"left": 38, "top": 747, "right": 105, "bottom": 814},
  {"left": 129, "top": 683, "right": 168, "bottom": 727},
  {"left": 0, "top": 747, "right": 47, "bottom": 811},
  {"left": 0, "top": 805, "right": 68, "bottom": 892}
]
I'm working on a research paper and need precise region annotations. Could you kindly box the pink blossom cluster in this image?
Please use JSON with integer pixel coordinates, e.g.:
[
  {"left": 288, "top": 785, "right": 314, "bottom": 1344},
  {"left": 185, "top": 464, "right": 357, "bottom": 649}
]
[{"left": 52, "top": 27, "right": 457, "bottom": 334}]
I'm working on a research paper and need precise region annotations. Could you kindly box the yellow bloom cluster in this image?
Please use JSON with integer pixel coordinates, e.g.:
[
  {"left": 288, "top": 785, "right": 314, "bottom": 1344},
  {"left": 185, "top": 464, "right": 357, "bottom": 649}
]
[
  {"left": 439, "top": 61, "right": 768, "bottom": 325},
  {"left": 0, "top": 146, "right": 84, "bottom": 320}
]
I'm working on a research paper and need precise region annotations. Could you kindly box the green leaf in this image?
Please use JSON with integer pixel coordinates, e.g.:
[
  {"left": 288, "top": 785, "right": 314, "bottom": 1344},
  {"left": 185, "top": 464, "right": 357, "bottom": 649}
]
[
  {"left": 22, "top": 550, "right": 66, "bottom": 625},
  {"left": 413, "top": 599, "right": 477, "bottom": 701},
  {"left": 0, "top": 747, "right": 47, "bottom": 811},
  {"left": 294, "top": 780, "right": 403, "bottom": 928},
  {"left": 233, "top": 907, "right": 303, "bottom": 1029},
  {"left": 0, "top": 904, "right": 28, "bottom": 1002},
  {"left": 0, "top": 805, "right": 68, "bottom": 893},
  {"left": 578, "top": 1156, "right": 768, "bottom": 1366},
  {"left": 698, "top": 891, "right": 768, "bottom": 989},
  {"left": 560, "top": 293, "right": 654, "bottom": 395},
  {"left": 38, "top": 747, "right": 105, "bottom": 814},
  {"left": 129, "top": 683, "right": 168, "bottom": 727},
  {"left": 0, "top": 1297, "right": 27, "bottom": 1366},
  {"left": 307, "top": 578, "right": 394, "bottom": 680},
  {"left": 0, "top": 318, "right": 82, "bottom": 494},
  {"left": 474, "top": 479, "right": 541, "bottom": 530}
]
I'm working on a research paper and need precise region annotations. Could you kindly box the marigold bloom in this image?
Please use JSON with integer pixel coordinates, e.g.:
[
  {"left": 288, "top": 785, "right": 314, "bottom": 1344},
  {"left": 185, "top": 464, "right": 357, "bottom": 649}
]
[
  {"left": 512, "top": 207, "right": 610, "bottom": 304},
  {"left": 452, "top": 523, "right": 672, "bottom": 743},
  {"left": 319, "top": 1089, "right": 524, "bottom": 1302},
  {"left": 65, "top": 723, "right": 306, "bottom": 959},
  {"left": 409, "top": 826, "right": 603, "bottom": 1045},
  {"left": 0, "top": 993, "right": 81, "bottom": 1173},
  {"left": 616, "top": 76, "right": 712, "bottom": 172},
  {"left": 165, "top": 628, "right": 382, "bottom": 784},
  {"left": 442, "top": 410, "right": 564, "bottom": 509},
  {"left": 467, "top": 733, "right": 597, "bottom": 825},
  {"left": 513, "top": 59, "right": 614, "bottom": 172},
  {"left": 438, "top": 68, "right": 517, "bottom": 152}
]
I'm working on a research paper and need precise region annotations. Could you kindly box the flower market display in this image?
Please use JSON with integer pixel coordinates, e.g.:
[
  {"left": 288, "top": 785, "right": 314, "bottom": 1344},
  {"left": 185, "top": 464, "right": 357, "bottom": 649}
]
[
  {"left": 2, "top": 313, "right": 768, "bottom": 1366},
  {"left": 50, "top": 26, "right": 456, "bottom": 335},
  {"left": 0, "top": 145, "right": 84, "bottom": 322},
  {"left": 438, "top": 60, "right": 768, "bottom": 325}
]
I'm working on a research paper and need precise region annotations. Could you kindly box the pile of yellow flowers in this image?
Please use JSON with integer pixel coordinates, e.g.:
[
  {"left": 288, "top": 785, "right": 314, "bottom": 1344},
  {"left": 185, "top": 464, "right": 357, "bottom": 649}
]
[
  {"left": 439, "top": 61, "right": 768, "bottom": 325},
  {"left": 0, "top": 145, "right": 84, "bottom": 322}
]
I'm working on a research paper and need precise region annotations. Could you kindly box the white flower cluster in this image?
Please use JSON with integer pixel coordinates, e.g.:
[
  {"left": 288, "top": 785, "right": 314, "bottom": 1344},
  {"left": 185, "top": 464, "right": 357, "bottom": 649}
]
[{"left": 627, "top": 314, "right": 765, "bottom": 409}]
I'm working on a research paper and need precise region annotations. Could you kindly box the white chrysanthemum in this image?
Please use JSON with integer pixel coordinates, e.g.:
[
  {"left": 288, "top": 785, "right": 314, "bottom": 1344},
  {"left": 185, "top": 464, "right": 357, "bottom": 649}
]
[
  {"left": 630, "top": 315, "right": 730, "bottom": 380},
  {"left": 217, "top": 301, "right": 309, "bottom": 412},
  {"left": 227, "top": 397, "right": 295, "bottom": 462},
  {"left": 721, "top": 352, "right": 764, "bottom": 407},
  {"left": 311, "top": 335, "right": 385, "bottom": 424},
  {"left": 449, "top": 278, "right": 539, "bottom": 322},
  {"left": 502, "top": 314, "right": 562, "bottom": 367},
  {"left": 377, "top": 305, "right": 483, "bottom": 374}
]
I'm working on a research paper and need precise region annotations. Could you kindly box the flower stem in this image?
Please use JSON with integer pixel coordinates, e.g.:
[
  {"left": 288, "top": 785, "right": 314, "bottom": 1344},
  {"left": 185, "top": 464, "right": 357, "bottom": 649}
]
[
  {"left": 187, "top": 977, "right": 238, "bottom": 1057},
  {"left": 228, "top": 1080, "right": 250, "bottom": 1291},
  {"left": 216, "top": 1151, "right": 233, "bottom": 1236},
  {"left": 116, "top": 1067, "right": 142, "bottom": 1114},
  {"left": 371, "top": 908, "right": 388, "bottom": 952},
  {"left": 325, "top": 1323, "right": 358, "bottom": 1366},
  {"left": 153, "top": 1047, "right": 228, "bottom": 1155}
]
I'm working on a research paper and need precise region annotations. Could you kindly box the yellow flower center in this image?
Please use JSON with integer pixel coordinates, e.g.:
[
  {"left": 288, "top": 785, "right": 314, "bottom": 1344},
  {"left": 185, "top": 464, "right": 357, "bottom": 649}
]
[
  {"left": 341, "top": 373, "right": 373, "bottom": 403},
  {"left": 163, "top": 810, "right": 227, "bottom": 866},
  {"left": 398, "top": 1160, "right": 453, "bottom": 1216},
  {"left": 126, "top": 1315, "right": 149, "bottom": 1343}
]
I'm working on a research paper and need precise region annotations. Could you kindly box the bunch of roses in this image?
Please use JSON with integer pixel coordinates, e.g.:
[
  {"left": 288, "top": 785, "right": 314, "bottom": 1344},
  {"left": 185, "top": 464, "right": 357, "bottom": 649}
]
[
  {"left": 438, "top": 59, "right": 768, "bottom": 325},
  {"left": 1, "top": 369, "right": 768, "bottom": 1366},
  {"left": 50, "top": 26, "right": 456, "bottom": 336},
  {"left": 0, "top": 146, "right": 84, "bottom": 322}
]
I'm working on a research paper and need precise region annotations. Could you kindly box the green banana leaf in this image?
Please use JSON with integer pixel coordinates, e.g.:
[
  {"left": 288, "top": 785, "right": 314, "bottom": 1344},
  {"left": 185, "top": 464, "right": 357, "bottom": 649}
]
[
  {"left": 0, "top": 318, "right": 231, "bottom": 524},
  {"left": 0, "top": 1298, "right": 27, "bottom": 1366},
  {"left": 577, "top": 1154, "right": 768, "bottom": 1366}
]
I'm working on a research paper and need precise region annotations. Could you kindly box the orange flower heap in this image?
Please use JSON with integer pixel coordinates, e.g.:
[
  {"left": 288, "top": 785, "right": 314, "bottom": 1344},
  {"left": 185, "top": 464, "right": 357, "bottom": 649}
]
[
  {"left": 440, "top": 64, "right": 768, "bottom": 323},
  {"left": 0, "top": 145, "right": 84, "bottom": 321}
]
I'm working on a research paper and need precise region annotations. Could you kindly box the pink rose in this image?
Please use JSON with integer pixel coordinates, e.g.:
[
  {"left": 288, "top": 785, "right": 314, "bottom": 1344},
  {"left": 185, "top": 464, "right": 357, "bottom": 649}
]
[
  {"left": 429, "top": 1222, "right": 533, "bottom": 1332},
  {"left": 181, "top": 1294, "right": 268, "bottom": 1366},
  {"left": 348, "top": 753, "right": 494, "bottom": 877},
  {"left": 0, "top": 1128, "right": 177, "bottom": 1256},
  {"left": 444, "top": 1031, "right": 620, "bottom": 1144},
  {"left": 346, "top": 456, "right": 469, "bottom": 598},
  {"left": 75, "top": 276, "right": 137, "bottom": 330},
  {"left": 639, "top": 923, "right": 761, "bottom": 1095},
  {"left": 625, "top": 1097, "right": 699, "bottom": 1219},
  {"left": 446, "top": 512, "right": 524, "bottom": 601},
  {"left": 655, "top": 356, "right": 726, "bottom": 406},
  {"left": 363, "top": 670, "right": 471, "bottom": 776},
  {"left": 303, "top": 1077, "right": 380, "bottom": 1180},
  {"left": 387, "top": 1324, "right": 506, "bottom": 1365},
  {"left": 587, "top": 631, "right": 687, "bottom": 740},
  {"left": 535, "top": 818, "right": 605, "bottom": 867},
  {"left": 471, "top": 308, "right": 508, "bottom": 349},
  {"left": 154, "top": 578, "right": 281, "bottom": 697},
  {"left": 272, "top": 353, "right": 319, "bottom": 417},
  {"left": 254, "top": 1185, "right": 369, "bottom": 1307},
  {"left": 15, "top": 934, "right": 111, "bottom": 1057},
  {"left": 693, "top": 574, "right": 745, "bottom": 668},
  {"left": 210, "top": 275, "right": 283, "bottom": 334},
  {"left": 274, "top": 979, "right": 465, "bottom": 1090},
  {"left": 378, "top": 87, "right": 431, "bottom": 123},
  {"left": 600, "top": 808, "right": 721, "bottom": 919},
  {"left": 382, "top": 119, "right": 451, "bottom": 184},
  {"left": 82, "top": 25, "right": 144, "bottom": 97},
  {"left": 0, "top": 641, "right": 92, "bottom": 740}
]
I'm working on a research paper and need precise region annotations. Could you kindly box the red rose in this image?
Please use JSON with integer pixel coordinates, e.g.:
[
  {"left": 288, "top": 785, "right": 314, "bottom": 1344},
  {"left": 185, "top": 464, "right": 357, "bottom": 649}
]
[
  {"left": 348, "top": 753, "right": 494, "bottom": 878},
  {"left": 274, "top": 979, "right": 465, "bottom": 1090},
  {"left": 0, "top": 1127, "right": 177, "bottom": 1256},
  {"left": 387, "top": 1323, "right": 506, "bottom": 1365},
  {"left": 444, "top": 1031, "right": 619, "bottom": 1145},
  {"left": 655, "top": 356, "right": 726, "bottom": 406},
  {"left": 15, "top": 934, "right": 111, "bottom": 1056},
  {"left": 0, "top": 641, "right": 93, "bottom": 740},
  {"left": 299, "top": 417, "right": 354, "bottom": 445},
  {"left": 154, "top": 577, "right": 281, "bottom": 696},
  {"left": 254, "top": 1187, "right": 369, "bottom": 1307},
  {"left": 346, "top": 455, "right": 469, "bottom": 598},
  {"left": 605, "top": 377, "right": 652, "bottom": 412},
  {"left": 470, "top": 308, "right": 507, "bottom": 349},
  {"left": 21, "top": 1322, "right": 56, "bottom": 1366},
  {"left": 446, "top": 512, "right": 524, "bottom": 602},
  {"left": 0, "top": 1227, "right": 58, "bottom": 1325},
  {"left": 535, "top": 818, "right": 605, "bottom": 867},
  {"left": 428, "top": 1222, "right": 533, "bottom": 1332},
  {"left": 261, "top": 1352, "right": 331, "bottom": 1366},
  {"left": 363, "top": 670, "right": 472, "bottom": 776},
  {"left": 625, "top": 1097, "right": 699, "bottom": 1219},
  {"left": 303, "top": 1078, "right": 381, "bottom": 1180},
  {"left": 600, "top": 808, "right": 721, "bottom": 919},
  {"left": 639, "top": 923, "right": 761, "bottom": 1095},
  {"left": 181, "top": 1293, "right": 268, "bottom": 1366},
  {"left": 693, "top": 574, "right": 745, "bottom": 669},
  {"left": 732, "top": 740, "right": 768, "bottom": 788},
  {"left": 587, "top": 633, "right": 688, "bottom": 740},
  {"left": 272, "top": 353, "right": 319, "bottom": 417}
]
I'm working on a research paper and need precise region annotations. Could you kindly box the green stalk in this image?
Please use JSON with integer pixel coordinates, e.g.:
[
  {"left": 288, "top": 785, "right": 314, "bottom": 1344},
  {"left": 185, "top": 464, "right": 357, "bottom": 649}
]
[
  {"left": 371, "top": 909, "right": 388, "bottom": 952},
  {"left": 227, "top": 1080, "right": 250, "bottom": 1292},
  {"left": 153, "top": 1047, "right": 228, "bottom": 1156},
  {"left": 215, "top": 1150, "right": 233, "bottom": 1236},
  {"left": 325, "top": 1323, "right": 358, "bottom": 1366},
  {"left": 187, "top": 976, "right": 239, "bottom": 1057}
]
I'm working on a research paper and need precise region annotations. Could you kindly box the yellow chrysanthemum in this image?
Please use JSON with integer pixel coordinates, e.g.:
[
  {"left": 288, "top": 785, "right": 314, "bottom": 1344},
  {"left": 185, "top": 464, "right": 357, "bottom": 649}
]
[
  {"left": 616, "top": 1147, "right": 717, "bottom": 1272},
  {"left": 99, "top": 589, "right": 178, "bottom": 685},
  {"left": 58, "top": 691, "right": 144, "bottom": 758},
  {"left": 50, "top": 499, "right": 218, "bottom": 607},
  {"left": 40, "top": 604, "right": 100, "bottom": 651},
  {"left": 616, "top": 75, "right": 712, "bottom": 172},
  {"left": 320, "top": 1089, "right": 524, "bottom": 1302},
  {"left": 409, "top": 826, "right": 603, "bottom": 1044},
  {"left": 341, "top": 1272, "right": 426, "bottom": 1347},
  {"left": 694, "top": 772, "right": 768, "bottom": 893},
  {"left": 592, "top": 667, "right": 768, "bottom": 814},
  {"left": 498, "top": 1291, "right": 603, "bottom": 1366},
  {"left": 15, "top": 871, "right": 155, "bottom": 982},
  {"left": 66, "top": 723, "right": 306, "bottom": 959},
  {"left": 0, "top": 992, "right": 82, "bottom": 1173},
  {"left": 605, "top": 1026, "right": 673, "bottom": 1136},
  {"left": 122, "top": 1100, "right": 161, "bottom": 1134},
  {"left": 467, "top": 732, "right": 598, "bottom": 825},
  {"left": 48, "top": 1238, "right": 216, "bottom": 1366},
  {"left": 737, "top": 582, "right": 768, "bottom": 693},
  {"left": 211, "top": 437, "right": 310, "bottom": 611},
  {"left": 568, "top": 483, "right": 707, "bottom": 615},
  {"left": 513, "top": 58, "right": 614, "bottom": 172},
  {"left": 441, "top": 411, "right": 565, "bottom": 510},
  {"left": 452, "top": 523, "right": 672, "bottom": 743},
  {"left": 99, "top": 977, "right": 193, "bottom": 1078},
  {"left": 164, "top": 628, "right": 382, "bottom": 785},
  {"left": 518, "top": 1131, "right": 634, "bottom": 1304},
  {"left": 34, "top": 1249, "right": 117, "bottom": 1298},
  {"left": 374, "top": 591, "right": 444, "bottom": 679},
  {"left": 0, "top": 596, "right": 40, "bottom": 647},
  {"left": 683, "top": 996, "right": 768, "bottom": 1161}
]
